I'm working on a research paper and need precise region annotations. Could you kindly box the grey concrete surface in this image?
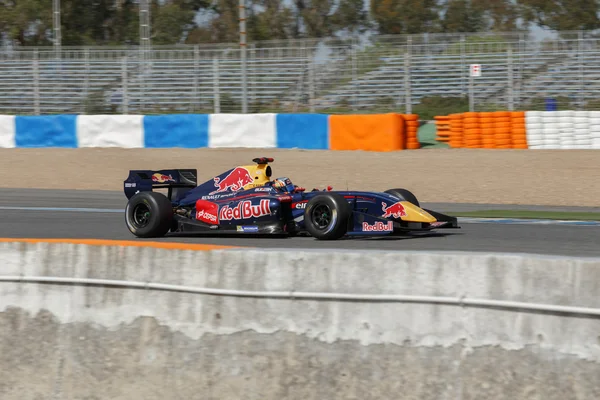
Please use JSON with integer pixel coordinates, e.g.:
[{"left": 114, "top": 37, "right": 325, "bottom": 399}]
[
  {"left": 3, "top": 188, "right": 600, "bottom": 213},
  {"left": 1, "top": 189, "right": 600, "bottom": 256},
  {"left": 1, "top": 242, "right": 599, "bottom": 400}
]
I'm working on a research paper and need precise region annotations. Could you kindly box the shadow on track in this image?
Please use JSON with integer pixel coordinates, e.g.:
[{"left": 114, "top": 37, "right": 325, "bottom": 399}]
[{"left": 164, "top": 231, "right": 461, "bottom": 242}]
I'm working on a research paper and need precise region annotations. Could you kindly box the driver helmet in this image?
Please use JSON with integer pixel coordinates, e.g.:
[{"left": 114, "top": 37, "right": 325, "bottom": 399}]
[{"left": 272, "top": 177, "right": 295, "bottom": 193}]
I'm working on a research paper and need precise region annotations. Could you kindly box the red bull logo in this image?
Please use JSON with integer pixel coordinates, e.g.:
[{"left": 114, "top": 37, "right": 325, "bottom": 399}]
[
  {"left": 210, "top": 167, "right": 254, "bottom": 195},
  {"left": 362, "top": 221, "right": 393, "bottom": 232},
  {"left": 381, "top": 201, "right": 407, "bottom": 219},
  {"left": 219, "top": 199, "right": 271, "bottom": 220},
  {"left": 152, "top": 173, "right": 176, "bottom": 183}
]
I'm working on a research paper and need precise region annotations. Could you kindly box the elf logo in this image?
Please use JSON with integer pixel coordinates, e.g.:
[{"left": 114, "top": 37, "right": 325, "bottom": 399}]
[{"left": 293, "top": 201, "right": 308, "bottom": 209}]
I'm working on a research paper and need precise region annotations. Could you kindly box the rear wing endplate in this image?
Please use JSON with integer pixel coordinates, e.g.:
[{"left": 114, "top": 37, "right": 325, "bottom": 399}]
[{"left": 124, "top": 169, "right": 197, "bottom": 200}]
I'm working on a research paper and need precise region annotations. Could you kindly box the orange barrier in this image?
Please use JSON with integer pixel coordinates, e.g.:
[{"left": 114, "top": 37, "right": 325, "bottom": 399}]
[
  {"left": 510, "top": 111, "right": 528, "bottom": 149},
  {"left": 448, "top": 113, "right": 464, "bottom": 148},
  {"left": 434, "top": 111, "right": 529, "bottom": 149},
  {"left": 329, "top": 113, "right": 407, "bottom": 151},
  {"left": 479, "top": 112, "right": 496, "bottom": 148},
  {"left": 462, "top": 112, "right": 481, "bottom": 148},
  {"left": 403, "top": 114, "right": 421, "bottom": 149},
  {"left": 434, "top": 116, "right": 451, "bottom": 142}
]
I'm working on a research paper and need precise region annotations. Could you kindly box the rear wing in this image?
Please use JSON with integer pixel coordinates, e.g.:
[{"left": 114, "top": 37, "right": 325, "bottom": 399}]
[{"left": 124, "top": 169, "right": 197, "bottom": 200}]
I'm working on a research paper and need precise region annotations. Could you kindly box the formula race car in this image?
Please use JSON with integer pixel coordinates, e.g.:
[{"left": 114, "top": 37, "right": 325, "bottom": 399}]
[{"left": 123, "top": 157, "right": 459, "bottom": 240}]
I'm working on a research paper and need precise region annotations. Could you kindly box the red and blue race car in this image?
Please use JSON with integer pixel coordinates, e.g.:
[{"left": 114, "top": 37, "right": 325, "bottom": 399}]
[{"left": 123, "top": 157, "right": 459, "bottom": 240}]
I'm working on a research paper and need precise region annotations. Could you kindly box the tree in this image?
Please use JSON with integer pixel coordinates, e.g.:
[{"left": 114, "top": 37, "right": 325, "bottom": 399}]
[
  {"left": 0, "top": 0, "right": 52, "bottom": 46},
  {"left": 477, "top": 0, "right": 520, "bottom": 31},
  {"left": 442, "top": 0, "right": 486, "bottom": 32},
  {"left": 151, "top": 2, "right": 196, "bottom": 44},
  {"left": 371, "top": 0, "right": 439, "bottom": 35},
  {"left": 517, "top": 0, "right": 600, "bottom": 31},
  {"left": 247, "top": 0, "right": 294, "bottom": 41},
  {"left": 331, "top": 0, "right": 370, "bottom": 35},
  {"left": 300, "top": 0, "right": 336, "bottom": 38}
]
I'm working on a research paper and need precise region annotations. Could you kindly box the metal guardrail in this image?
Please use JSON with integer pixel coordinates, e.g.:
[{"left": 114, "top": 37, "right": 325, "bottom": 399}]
[
  {"left": 2, "top": 275, "right": 599, "bottom": 317},
  {"left": 2, "top": 30, "right": 600, "bottom": 115}
]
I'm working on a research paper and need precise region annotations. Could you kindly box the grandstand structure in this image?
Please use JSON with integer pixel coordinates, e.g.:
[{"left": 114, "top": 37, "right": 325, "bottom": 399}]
[{"left": 0, "top": 31, "right": 599, "bottom": 115}]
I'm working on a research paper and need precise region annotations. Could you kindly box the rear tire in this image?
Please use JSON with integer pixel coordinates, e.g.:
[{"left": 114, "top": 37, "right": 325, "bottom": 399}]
[
  {"left": 304, "top": 193, "right": 351, "bottom": 240},
  {"left": 384, "top": 188, "right": 419, "bottom": 207},
  {"left": 125, "top": 192, "right": 173, "bottom": 238}
]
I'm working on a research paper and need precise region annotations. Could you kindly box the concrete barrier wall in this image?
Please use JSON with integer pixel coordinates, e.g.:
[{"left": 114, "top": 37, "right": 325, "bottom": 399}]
[{"left": 1, "top": 241, "right": 600, "bottom": 399}]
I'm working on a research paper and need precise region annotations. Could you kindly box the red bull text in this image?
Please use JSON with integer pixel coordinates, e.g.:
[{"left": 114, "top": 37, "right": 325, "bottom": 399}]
[
  {"left": 381, "top": 201, "right": 407, "bottom": 218},
  {"left": 219, "top": 199, "right": 271, "bottom": 220},
  {"left": 362, "top": 221, "right": 393, "bottom": 232},
  {"left": 210, "top": 167, "right": 254, "bottom": 195}
]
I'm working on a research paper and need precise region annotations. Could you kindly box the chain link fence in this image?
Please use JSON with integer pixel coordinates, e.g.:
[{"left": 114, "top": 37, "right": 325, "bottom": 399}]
[{"left": 2, "top": 31, "right": 600, "bottom": 116}]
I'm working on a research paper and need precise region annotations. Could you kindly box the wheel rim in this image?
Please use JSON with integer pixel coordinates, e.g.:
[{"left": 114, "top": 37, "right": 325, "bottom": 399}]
[
  {"left": 132, "top": 203, "right": 151, "bottom": 228},
  {"left": 312, "top": 204, "right": 332, "bottom": 229}
]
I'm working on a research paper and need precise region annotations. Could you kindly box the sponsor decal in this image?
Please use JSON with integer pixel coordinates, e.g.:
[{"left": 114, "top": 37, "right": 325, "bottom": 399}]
[
  {"left": 219, "top": 199, "right": 272, "bottom": 220},
  {"left": 362, "top": 221, "right": 393, "bottom": 232},
  {"left": 210, "top": 167, "right": 254, "bottom": 195},
  {"left": 381, "top": 201, "right": 407, "bottom": 218},
  {"left": 293, "top": 201, "right": 308, "bottom": 209},
  {"left": 237, "top": 225, "right": 259, "bottom": 233},
  {"left": 254, "top": 187, "right": 272, "bottom": 192},
  {"left": 195, "top": 199, "right": 220, "bottom": 225},
  {"left": 201, "top": 192, "right": 236, "bottom": 200},
  {"left": 125, "top": 182, "right": 136, "bottom": 188},
  {"left": 196, "top": 209, "right": 218, "bottom": 224},
  {"left": 429, "top": 221, "right": 446, "bottom": 228},
  {"left": 152, "top": 173, "right": 176, "bottom": 183}
]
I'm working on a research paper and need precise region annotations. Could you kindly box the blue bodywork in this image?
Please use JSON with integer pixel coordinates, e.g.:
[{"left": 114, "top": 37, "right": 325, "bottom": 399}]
[{"left": 123, "top": 162, "right": 459, "bottom": 237}]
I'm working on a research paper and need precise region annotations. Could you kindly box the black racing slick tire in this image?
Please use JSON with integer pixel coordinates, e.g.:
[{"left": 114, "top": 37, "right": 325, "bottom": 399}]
[
  {"left": 384, "top": 188, "right": 420, "bottom": 207},
  {"left": 125, "top": 191, "right": 173, "bottom": 238},
  {"left": 304, "top": 193, "right": 351, "bottom": 240}
]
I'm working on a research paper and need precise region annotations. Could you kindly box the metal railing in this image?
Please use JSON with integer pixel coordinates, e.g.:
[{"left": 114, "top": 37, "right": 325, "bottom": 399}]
[{"left": 2, "top": 30, "right": 600, "bottom": 115}]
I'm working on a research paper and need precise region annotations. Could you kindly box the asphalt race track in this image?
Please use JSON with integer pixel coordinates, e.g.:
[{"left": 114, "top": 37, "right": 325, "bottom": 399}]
[{"left": 1, "top": 189, "right": 599, "bottom": 257}]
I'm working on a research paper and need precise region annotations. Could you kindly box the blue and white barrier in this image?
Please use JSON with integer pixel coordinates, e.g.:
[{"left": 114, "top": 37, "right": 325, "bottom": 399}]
[{"left": 0, "top": 113, "right": 330, "bottom": 149}]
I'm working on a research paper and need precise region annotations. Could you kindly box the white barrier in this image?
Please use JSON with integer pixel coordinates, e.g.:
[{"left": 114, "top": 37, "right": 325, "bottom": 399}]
[
  {"left": 526, "top": 110, "right": 600, "bottom": 149},
  {"left": 0, "top": 115, "right": 15, "bottom": 148},
  {"left": 208, "top": 113, "right": 277, "bottom": 148},
  {"left": 76, "top": 114, "right": 144, "bottom": 147}
]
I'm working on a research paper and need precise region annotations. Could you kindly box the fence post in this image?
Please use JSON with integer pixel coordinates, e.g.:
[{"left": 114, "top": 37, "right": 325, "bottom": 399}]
[
  {"left": 507, "top": 47, "right": 514, "bottom": 111},
  {"left": 121, "top": 56, "right": 128, "bottom": 114},
  {"left": 578, "top": 31, "right": 584, "bottom": 110},
  {"left": 32, "top": 49, "right": 40, "bottom": 115},
  {"left": 468, "top": 73, "right": 474, "bottom": 112},
  {"left": 82, "top": 48, "right": 90, "bottom": 114},
  {"left": 308, "top": 54, "right": 315, "bottom": 113},
  {"left": 193, "top": 45, "right": 199, "bottom": 113},
  {"left": 351, "top": 40, "right": 358, "bottom": 111},
  {"left": 239, "top": 0, "right": 247, "bottom": 113},
  {"left": 213, "top": 57, "right": 220, "bottom": 113},
  {"left": 250, "top": 44, "right": 256, "bottom": 111},
  {"left": 460, "top": 35, "right": 466, "bottom": 97},
  {"left": 404, "top": 37, "right": 412, "bottom": 115}
]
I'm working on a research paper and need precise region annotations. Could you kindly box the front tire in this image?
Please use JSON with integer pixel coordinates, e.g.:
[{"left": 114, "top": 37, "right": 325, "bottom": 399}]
[
  {"left": 304, "top": 193, "right": 351, "bottom": 240},
  {"left": 125, "top": 192, "right": 173, "bottom": 238},
  {"left": 384, "top": 188, "right": 420, "bottom": 207}
]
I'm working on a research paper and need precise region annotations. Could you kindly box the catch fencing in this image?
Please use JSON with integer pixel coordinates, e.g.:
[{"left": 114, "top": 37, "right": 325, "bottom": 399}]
[{"left": 1, "top": 30, "right": 600, "bottom": 116}]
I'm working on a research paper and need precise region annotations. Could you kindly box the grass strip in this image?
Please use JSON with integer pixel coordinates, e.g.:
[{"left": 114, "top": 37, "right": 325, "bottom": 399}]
[{"left": 450, "top": 210, "right": 600, "bottom": 221}]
